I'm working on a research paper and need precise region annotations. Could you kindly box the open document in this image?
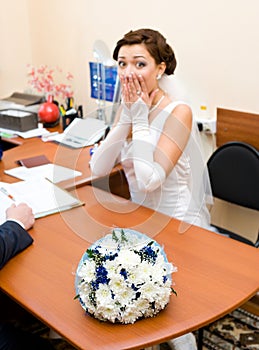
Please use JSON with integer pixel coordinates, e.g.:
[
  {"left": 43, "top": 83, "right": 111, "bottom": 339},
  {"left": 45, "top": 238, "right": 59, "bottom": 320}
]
[
  {"left": 0, "top": 178, "right": 84, "bottom": 224},
  {"left": 47, "top": 117, "right": 107, "bottom": 148}
]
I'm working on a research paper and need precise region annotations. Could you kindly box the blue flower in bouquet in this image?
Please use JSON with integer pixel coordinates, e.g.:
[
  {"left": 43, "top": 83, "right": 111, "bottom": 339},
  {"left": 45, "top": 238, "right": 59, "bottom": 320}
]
[{"left": 75, "top": 228, "right": 177, "bottom": 324}]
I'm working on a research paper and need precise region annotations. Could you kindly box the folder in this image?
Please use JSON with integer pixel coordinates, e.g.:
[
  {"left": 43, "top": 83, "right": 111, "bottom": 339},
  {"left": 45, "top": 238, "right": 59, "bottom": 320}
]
[{"left": 1, "top": 92, "right": 45, "bottom": 107}]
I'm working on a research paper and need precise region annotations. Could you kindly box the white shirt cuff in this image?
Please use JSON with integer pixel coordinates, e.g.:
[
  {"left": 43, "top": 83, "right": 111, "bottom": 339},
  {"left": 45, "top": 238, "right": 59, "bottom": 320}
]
[{"left": 6, "top": 219, "right": 25, "bottom": 229}]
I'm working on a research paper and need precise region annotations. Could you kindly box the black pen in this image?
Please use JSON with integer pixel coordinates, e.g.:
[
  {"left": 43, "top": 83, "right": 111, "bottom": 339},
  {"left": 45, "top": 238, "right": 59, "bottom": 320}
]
[
  {"left": 77, "top": 105, "right": 83, "bottom": 118},
  {"left": 103, "top": 126, "right": 110, "bottom": 140}
]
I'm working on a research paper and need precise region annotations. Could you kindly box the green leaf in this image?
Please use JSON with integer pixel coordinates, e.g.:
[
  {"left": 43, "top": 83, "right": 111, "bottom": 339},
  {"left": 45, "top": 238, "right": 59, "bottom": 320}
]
[
  {"left": 112, "top": 230, "right": 119, "bottom": 242},
  {"left": 171, "top": 287, "right": 177, "bottom": 296},
  {"left": 86, "top": 248, "right": 94, "bottom": 258},
  {"left": 120, "top": 229, "right": 128, "bottom": 242}
]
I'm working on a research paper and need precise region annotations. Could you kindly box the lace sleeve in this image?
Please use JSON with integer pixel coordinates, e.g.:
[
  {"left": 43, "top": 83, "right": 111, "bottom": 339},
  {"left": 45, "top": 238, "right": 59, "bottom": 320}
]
[
  {"left": 90, "top": 109, "right": 131, "bottom": 177},
  {"left": 131, "top": 99, "right": 166, "bottom": 192}
]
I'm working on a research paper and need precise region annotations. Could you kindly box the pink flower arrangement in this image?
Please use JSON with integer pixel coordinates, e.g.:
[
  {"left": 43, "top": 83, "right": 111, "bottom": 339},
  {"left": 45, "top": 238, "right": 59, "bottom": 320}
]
[{"left": 27, "top": 64, "right": 74, "bottom": 100}]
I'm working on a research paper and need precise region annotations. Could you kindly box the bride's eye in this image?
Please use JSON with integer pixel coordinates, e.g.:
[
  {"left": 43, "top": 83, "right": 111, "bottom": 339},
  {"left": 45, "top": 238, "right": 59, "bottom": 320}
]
[
  {"left": 136, "top": 62, "right": 146, "bottom": 68},
  {"left": 118, "top": 61, "right": 126, "bottom": 68}
]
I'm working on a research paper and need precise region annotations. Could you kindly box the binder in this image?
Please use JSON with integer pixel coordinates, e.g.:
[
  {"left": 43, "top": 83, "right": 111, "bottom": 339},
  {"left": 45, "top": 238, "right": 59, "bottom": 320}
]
[
  {"left": 0, "top": 178, "right": 84, "bottom": 224},
  {"left": 49, "top": 117, "right": 106, "bottom": 149}
]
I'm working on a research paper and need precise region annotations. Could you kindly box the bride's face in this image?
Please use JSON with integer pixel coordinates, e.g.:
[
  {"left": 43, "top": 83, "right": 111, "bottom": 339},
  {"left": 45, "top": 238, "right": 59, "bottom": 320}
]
[{"left": 117, "top": 44, "right": 161, "bottom": 94}]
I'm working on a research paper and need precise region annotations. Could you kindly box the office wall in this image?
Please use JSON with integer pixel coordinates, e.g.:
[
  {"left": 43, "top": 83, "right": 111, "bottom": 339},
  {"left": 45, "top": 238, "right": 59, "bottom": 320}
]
[
  {"left": 0, "top": 0, "right": 31, "bottom": 95},
  {"left": 1, "top": 0, "right": 259, "bottom": 118}
]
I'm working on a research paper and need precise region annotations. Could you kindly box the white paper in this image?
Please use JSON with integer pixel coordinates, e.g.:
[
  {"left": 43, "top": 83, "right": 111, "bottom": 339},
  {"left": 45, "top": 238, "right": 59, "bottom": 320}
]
[
  {"left": 16, "top": 127, "right": 50, "bottom": 139},
  {"left": 4, "top": 164, "right": 82, "bottom": 183},
  {"left": 0, "top": 126, "right": 50, "bottom": 139}
]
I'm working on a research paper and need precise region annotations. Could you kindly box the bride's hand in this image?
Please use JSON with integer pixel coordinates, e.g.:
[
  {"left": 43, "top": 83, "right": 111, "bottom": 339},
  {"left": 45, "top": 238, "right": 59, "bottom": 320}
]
[
  {"left": 134, "top": 73, "right": 158, "bottom": 106},
  {"left": 120, "top": 73, "right": 158, "bottom": 108}
]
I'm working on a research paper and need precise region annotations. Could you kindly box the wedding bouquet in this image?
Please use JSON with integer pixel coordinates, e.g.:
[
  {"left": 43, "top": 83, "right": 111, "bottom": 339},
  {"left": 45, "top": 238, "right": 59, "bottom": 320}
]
[{"left": 75, "top": 228, "right": 177, "bottom": 324}]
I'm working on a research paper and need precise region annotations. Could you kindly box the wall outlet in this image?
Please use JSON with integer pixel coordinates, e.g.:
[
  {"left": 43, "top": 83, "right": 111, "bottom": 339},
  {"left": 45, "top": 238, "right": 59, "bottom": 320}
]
[
  {"left": 195, "top": 117, "right": 217, "bottom": 134},
  {"left": 203, "top": 119, "right": 217, "bottom": 133}
]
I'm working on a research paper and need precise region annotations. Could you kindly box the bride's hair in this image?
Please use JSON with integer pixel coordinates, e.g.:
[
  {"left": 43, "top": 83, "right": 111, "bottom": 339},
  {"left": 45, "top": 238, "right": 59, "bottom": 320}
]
[{"left": 113, "top": 28, "right": 177, "bottom": 75}]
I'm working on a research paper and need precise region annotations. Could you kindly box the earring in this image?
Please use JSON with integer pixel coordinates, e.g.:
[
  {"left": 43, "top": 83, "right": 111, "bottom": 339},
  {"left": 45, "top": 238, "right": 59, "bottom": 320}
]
[{"left": 156, "top": 74, "right": 162, "bottom": 80}]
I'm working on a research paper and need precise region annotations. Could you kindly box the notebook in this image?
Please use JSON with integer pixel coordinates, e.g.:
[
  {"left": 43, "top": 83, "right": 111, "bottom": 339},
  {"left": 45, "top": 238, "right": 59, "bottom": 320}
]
[{"left": 16, "top": 154, "right": 50, "bottom": 167}]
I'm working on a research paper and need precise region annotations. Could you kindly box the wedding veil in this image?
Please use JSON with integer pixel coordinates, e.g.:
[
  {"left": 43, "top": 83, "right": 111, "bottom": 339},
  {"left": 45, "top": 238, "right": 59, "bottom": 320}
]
[{"left": 159, "top": 74, "right": 214, "bottom": 231}]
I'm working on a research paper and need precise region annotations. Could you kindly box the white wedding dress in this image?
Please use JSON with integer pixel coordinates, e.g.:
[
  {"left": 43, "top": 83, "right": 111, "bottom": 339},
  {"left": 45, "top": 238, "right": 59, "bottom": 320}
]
[{"left": 120, "top": 100, "right": 212, "bottom": 232}]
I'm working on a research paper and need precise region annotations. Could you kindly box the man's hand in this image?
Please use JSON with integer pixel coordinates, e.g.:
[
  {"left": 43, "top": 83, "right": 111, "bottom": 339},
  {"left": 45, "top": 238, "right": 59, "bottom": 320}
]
[{"left": 6, "top": 203, "right": 35, "bottom": 230}]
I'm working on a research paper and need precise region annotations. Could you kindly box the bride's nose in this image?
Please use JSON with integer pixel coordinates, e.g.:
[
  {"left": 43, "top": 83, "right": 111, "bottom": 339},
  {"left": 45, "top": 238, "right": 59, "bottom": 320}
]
[{"left": 124, "top": 64, "right": 136, "bottom": 77}]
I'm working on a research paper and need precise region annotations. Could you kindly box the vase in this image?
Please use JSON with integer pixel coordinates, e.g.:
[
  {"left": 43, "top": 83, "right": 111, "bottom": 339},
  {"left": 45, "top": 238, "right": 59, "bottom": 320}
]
[{"left": 38, "top": 95, "right": 60, "bottom": 127}]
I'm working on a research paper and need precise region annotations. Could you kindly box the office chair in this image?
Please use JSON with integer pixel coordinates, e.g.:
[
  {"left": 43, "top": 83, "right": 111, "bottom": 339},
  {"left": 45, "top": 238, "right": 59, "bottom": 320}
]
[
  {"left": 197, "top": 141, "right": 259, "bottom": 350},
  {"left": 207, "top": 141, "right": 259, "bottom": 247}
]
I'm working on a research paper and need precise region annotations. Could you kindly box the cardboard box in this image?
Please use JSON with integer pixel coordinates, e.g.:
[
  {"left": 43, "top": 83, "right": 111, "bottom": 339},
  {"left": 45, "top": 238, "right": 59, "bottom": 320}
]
[{"left": 0, "top": 109, "right": 38, "bottom": 131}]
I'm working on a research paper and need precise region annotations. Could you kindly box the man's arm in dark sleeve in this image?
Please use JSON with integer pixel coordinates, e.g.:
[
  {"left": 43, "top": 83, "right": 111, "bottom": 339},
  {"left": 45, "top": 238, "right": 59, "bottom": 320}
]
[{"left": 0, "top": 221, "right": 33, "bottom": 269}]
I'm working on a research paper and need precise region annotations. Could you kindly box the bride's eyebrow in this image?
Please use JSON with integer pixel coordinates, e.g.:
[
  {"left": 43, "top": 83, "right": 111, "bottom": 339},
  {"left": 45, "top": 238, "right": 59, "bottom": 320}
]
[
  {"left": 134, "top": 55, "right": 146, "bottom": 59},
  {"left": 118, "top": 55, "right": 147, "bottom": 59}
]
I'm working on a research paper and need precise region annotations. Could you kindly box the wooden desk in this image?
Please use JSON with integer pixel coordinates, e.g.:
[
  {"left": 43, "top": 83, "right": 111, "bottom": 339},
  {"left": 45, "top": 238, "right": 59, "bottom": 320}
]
[
  {"left": 0, "top": 186, "right": 258, "bottom": 350},
  {"left": 0, "top": 135, "right": 94, "bottom": 185},
  {"left": 0, "top": 135, "right": 130, "bottom": 197}
]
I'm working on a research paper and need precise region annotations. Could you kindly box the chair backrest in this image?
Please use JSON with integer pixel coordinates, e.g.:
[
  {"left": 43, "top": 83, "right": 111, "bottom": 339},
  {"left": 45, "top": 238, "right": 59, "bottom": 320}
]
[{"left": 207, "top": 141, "right": 259, "bottom": 211}]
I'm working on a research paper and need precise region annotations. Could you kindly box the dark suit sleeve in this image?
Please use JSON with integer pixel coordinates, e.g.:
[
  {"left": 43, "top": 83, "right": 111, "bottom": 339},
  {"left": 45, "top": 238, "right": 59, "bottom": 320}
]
[
  {"left": 0, "top": 221, "right": 33, "bottom": 269},
  {"left": 0, "top": 136, "right": 3, "bottom": 160}
]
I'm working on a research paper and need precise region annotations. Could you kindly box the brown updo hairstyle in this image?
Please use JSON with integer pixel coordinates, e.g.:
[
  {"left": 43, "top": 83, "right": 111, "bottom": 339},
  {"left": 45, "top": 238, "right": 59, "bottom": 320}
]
[{"left": 113, "top": 28, "right": 177, "bottom": 75}]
